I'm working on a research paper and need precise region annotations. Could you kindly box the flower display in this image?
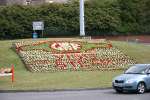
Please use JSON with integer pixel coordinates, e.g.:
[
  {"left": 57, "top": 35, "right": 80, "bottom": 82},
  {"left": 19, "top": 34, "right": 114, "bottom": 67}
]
[
  {"left": 51, "top": 42, "right": 81, "bottom": 51},
  {"left": 50, "top": 41, "right": 82, "bottom": 53},
  {"left": 13, "top": 40, "right": 135, "bottom": 72}
]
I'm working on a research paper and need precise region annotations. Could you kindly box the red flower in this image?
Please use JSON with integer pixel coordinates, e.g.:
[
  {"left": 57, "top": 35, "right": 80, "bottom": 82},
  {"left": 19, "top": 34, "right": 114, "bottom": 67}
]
[{"left": 55, "top": 43, "right": 61, "bottom": 48}]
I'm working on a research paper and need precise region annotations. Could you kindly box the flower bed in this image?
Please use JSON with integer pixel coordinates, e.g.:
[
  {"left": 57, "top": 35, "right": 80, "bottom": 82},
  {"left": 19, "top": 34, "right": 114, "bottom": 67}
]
[{"left": 13, "top": 40, "right": 135, "bottom": 72}]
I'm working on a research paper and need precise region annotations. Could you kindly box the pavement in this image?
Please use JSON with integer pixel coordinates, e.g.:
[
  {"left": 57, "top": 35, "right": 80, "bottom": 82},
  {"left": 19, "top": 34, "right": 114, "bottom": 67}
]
[{"left": 0, "top": 89, "right": 150, "bottom": 100}]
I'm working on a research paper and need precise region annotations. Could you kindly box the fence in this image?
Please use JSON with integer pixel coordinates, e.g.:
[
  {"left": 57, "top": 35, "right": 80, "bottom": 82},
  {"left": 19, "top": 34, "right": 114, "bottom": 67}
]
[{"left": 0, "top": 65, "right": 14, "bottom": 82}]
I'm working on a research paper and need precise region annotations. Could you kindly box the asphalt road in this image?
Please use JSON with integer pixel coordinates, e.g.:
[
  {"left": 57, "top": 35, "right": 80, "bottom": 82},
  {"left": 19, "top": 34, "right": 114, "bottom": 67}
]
[{"left": 0, "top": 89, "right": 150, "bottom": 100}]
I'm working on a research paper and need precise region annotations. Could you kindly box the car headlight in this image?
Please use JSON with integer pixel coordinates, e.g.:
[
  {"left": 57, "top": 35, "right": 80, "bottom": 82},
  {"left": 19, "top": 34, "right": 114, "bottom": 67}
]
[{"left": 125, "top": 80, "right": 135, "bottom": 84}]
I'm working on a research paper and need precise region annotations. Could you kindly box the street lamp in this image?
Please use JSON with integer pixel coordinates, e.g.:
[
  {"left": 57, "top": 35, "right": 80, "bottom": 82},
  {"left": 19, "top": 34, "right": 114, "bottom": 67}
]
[{"left": 80, "top": 0, "right": 85, "bottom": 36}]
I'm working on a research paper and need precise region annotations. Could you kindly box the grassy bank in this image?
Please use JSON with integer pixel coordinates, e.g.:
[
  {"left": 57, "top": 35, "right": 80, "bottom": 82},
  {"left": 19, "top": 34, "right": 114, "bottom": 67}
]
[{"left": 0, "top": 40, "right": 150, "bottom": 90}]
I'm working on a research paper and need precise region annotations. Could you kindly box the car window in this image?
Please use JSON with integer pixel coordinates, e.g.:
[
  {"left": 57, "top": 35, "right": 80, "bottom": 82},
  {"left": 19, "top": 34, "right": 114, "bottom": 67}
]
[{"left": 125, "top": 65, "right": 149, "bottom": 74}]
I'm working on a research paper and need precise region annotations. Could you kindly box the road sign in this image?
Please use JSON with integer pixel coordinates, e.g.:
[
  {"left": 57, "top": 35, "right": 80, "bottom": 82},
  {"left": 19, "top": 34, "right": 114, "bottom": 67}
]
[{"left": 33, "top": 21, "right": 44, "bottom": 30}]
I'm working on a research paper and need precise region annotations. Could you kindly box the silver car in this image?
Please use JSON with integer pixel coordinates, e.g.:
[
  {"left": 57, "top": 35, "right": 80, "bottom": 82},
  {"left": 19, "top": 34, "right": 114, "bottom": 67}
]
[{"left": 112, "top": 64, "right": 150, "bottom": 94}]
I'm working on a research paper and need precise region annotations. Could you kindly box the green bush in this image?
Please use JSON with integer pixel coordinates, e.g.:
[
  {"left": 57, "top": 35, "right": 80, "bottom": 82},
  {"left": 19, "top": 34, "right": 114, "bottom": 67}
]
[
  {"left": 0, "top": 0, "right": 149, "bottom": 39},
  {"left": 117, "top": 0, "right": 150, "bottom": 34}
]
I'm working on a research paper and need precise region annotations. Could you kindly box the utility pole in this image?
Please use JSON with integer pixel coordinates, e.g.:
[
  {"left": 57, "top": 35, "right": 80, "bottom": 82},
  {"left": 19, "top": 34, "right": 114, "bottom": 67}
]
[{"left": 80, "top": 0, "right": 85, "bottom": 36}]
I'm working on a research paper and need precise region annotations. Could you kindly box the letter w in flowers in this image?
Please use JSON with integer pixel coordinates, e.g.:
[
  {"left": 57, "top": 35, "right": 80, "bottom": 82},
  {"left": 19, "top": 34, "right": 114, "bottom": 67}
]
[
  {"left": 66, "top": 53, "right": 91, "bottom": 70},
  {"left": 66, "top": 54, "right": 77, "bottom": 70}
]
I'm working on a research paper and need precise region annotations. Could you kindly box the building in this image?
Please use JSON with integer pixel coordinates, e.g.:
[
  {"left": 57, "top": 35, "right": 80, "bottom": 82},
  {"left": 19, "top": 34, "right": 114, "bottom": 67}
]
[
  {"left": 0, "top": 0, "right": 68, "bottom": 5},
  {"left": 0, "top": 0, "right": 7, "bottom": 5}
]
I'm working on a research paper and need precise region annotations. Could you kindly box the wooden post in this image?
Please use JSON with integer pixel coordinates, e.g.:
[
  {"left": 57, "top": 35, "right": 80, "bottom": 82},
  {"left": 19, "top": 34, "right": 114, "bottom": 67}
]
[{"left": 11, "top": 65, "right": 14, "bottom": 82}]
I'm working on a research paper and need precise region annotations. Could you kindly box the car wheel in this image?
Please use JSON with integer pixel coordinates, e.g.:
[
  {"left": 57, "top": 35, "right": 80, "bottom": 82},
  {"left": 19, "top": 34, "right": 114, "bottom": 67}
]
[
  {"left": 115, "top": 89, "right": 123, "bottom": 93},
  {"left": 137, "top": 82, "right": 146, "bottom": 94}
]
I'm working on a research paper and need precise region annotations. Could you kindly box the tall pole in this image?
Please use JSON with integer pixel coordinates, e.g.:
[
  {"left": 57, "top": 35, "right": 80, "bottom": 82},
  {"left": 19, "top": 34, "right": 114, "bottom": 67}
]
[{"left": 80, "top": 0, "right": 85, "bottom": 36}]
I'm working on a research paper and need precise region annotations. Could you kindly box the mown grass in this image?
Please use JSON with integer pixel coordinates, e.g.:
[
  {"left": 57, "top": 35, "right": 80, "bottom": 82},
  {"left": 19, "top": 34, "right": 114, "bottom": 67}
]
[
  {"left": 0, "top": 39, "right": 150, "bottom": 90},
  {"left": 112, "top": 41, "right": 150, "bottom": 63}
]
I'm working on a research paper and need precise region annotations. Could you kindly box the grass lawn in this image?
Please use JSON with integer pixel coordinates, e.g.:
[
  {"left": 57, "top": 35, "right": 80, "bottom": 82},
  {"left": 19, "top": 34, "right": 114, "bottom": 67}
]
[{"left": 0, "top": 40, "right": 150, "bottom": 90}]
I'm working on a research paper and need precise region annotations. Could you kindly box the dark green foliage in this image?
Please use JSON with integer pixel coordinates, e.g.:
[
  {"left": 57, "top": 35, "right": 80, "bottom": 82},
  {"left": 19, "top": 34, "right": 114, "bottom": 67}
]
[
  {"left": 85, "top": 1, "right": 121, "bottom": 36},
  {"left": 0, "top": 0, "right": 149, "bottom": 39},
  {"left": 117, "top": 0, "right": 150, "bottom": 34}
]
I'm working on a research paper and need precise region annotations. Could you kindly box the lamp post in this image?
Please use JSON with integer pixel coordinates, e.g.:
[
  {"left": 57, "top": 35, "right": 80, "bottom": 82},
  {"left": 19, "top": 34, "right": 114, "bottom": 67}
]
[{"left": 80, "top": 0, "right": 85, "bottom": 36}]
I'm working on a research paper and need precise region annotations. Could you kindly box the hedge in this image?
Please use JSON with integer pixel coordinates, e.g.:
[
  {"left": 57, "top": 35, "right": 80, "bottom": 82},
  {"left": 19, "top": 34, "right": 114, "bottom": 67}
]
[{"left": 0, "top": 0, "right": 149, "bottom": 39}]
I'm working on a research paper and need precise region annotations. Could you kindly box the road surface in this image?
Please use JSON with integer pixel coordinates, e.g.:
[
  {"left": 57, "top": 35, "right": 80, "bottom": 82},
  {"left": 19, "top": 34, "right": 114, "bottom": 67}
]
[{"left": 0, "top": 89, "right": 150, "bottom": 100}]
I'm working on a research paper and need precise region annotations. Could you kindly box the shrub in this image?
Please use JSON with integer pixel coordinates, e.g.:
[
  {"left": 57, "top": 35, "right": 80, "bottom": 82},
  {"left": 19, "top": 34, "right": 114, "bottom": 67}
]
[{"left": 0, "top": 0, "right": 149, "bottom": 39}]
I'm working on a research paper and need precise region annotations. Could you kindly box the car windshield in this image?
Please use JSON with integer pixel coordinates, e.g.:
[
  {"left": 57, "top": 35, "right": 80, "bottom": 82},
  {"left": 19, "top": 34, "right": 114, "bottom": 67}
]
[{"left": 125, "top": 65, "right": 149, "bottom": 74}]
